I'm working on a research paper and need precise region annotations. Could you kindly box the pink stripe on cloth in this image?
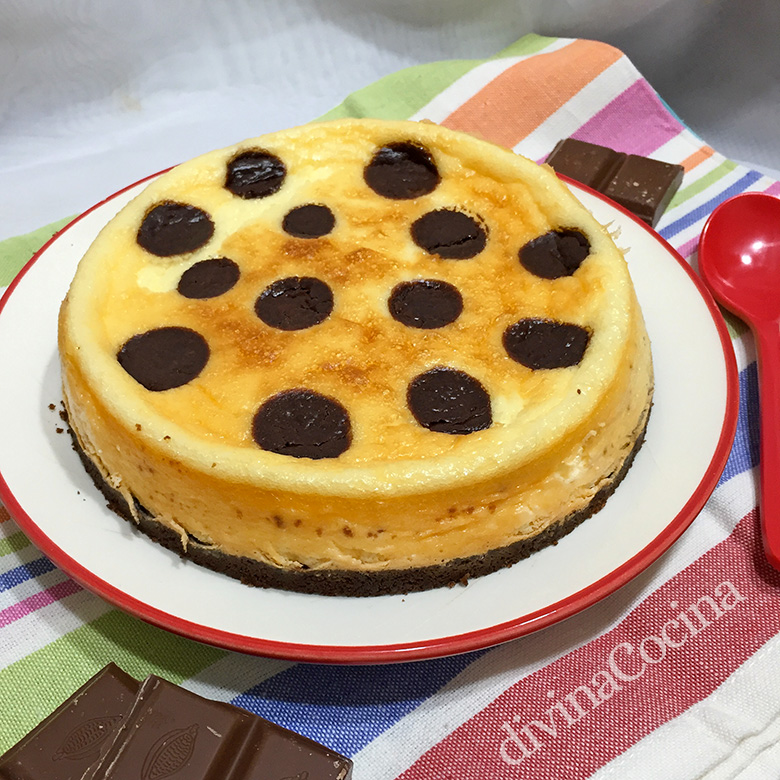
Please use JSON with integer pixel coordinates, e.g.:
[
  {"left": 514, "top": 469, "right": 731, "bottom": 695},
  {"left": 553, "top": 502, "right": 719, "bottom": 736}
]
[
  {"left": 0, "top": 579, "right": 82, "bottom": 627},
  {"left": 572, "top": 79, "right": 684, "bottom": 157},
  {"left": 763, "top": 181, "right": 780, "bottom": 197},
  {"left": 398, "top": 508, "right": 780, "bottom": 780},
  {"left": 676, "top": 235, "right": 699, "bottom": 262}
]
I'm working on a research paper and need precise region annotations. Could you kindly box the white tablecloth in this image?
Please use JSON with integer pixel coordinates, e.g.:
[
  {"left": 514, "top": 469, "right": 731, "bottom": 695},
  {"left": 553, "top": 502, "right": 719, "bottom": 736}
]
[{"left": 1, "top": 0, "right": 779, "bottom": 241}]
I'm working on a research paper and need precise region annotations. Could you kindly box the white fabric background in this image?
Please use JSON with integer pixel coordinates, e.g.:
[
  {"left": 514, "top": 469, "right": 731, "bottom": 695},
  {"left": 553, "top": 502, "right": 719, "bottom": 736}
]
[{"left": 1, "top": 0, "right": 778, "bottom": 242}]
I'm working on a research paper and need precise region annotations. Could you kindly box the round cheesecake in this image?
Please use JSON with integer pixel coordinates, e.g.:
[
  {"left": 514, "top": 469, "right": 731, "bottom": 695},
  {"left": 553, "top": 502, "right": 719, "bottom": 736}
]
[{"left": 58, "top": 118, "right": 653, "bottom": 596}]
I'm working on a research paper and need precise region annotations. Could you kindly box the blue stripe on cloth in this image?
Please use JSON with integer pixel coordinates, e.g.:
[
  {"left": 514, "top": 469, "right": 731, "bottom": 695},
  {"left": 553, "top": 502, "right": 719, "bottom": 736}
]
[
  {"left": 232, "top": 651, "right": 483, "bottom": 756},
  {"left": 659, "top": 170, "right": 763, "bottom": 241},
  {"left": 0, "top": 556, "right": 56, "bottom": 592},
  {"left": 717, "top": 361, "right": 759, "bottom": 487}
]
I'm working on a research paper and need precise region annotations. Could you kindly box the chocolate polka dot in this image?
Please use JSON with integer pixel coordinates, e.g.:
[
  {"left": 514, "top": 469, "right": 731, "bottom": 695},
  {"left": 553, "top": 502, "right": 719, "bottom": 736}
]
[
  {"left": 117, "top": 327, "right": 209, "bottom": 391},
  {"left": 389, "top": 280, "right": 463, "bottom": 329},
  {"left": 283, "top": 204, "right": 335, "bottom": 238},
  {"left": 519, "top": 229, "right": 590, "bottom": 279},
  {"left": 407, "top": 367, "right": 492, "bottom": 435},
  {"left": 411, "top": 209, "right": 487, "bottom": 259},
  {"left": 253, "top": 389, "right": 351, "bottom": 459},
  {"left": 177, "top": 258, "right": 240, "bottom": 299},
  {"left": 225, "top": 149, "right": 286, "bottom": 199},
  {"left": 255, "top": 277, "right": 334, "bottom": 330},
  {"left": 503, "top": 318, "right": 590, "bottom": 369},
  {"left": 364, "top": 141, "right": 440, "bottom": 199},
  {"left": 136, "top": 202, "right": 214, "bottom": 257}
]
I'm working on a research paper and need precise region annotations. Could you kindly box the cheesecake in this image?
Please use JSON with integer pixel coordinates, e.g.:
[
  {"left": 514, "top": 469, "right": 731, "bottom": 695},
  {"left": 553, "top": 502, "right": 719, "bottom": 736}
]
[{"left": 58, "top": 118, "right": 653, "bottom": 596}]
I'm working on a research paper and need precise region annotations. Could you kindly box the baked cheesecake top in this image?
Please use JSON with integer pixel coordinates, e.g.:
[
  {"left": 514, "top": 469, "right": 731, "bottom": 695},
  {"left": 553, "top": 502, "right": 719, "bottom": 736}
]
[{"left": 60, "top": 118, "right": 637, "bottom": 493}]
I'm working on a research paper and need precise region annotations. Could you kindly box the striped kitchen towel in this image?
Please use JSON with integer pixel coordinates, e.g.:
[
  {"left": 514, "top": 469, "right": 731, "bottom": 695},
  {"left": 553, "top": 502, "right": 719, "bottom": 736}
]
[{"left": 2, "top": 33, "right": 779, "bottom": 779}]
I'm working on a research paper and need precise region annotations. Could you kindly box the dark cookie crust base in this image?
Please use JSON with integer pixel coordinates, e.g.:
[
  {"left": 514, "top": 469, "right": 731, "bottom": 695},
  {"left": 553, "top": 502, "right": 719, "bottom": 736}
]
[{"left": 69, "top": 405, "right": 650, "bottom": 597}]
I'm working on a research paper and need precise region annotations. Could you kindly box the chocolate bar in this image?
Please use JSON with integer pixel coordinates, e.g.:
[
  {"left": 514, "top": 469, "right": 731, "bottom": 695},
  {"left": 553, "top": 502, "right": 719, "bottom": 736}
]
[
  {"left": 0, "top": 665, "right": 353, "bottom": 780},
  {"left": 0, "top": 663, "right": 139, "bottom": 780},
  {"left": 546, "top": 137, "right": 684, "bottom": 227}
]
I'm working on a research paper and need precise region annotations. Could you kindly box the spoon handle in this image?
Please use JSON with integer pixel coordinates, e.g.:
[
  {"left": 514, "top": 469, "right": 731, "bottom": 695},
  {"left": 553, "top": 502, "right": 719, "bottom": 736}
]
[{"left": 757, "top": 322, "right": 780, "bottom": 569}]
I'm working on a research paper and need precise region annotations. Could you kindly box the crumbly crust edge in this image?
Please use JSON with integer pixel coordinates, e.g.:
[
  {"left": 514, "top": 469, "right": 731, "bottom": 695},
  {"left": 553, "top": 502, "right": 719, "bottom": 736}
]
[{"left": 67, "top": 404, "right": 651, "bottom": 598}]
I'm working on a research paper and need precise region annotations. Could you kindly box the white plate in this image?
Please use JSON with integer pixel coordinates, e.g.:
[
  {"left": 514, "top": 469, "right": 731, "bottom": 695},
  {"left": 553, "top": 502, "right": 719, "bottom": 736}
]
[{"left": 0, "top": 178, "right": 738, "bottom": 663}]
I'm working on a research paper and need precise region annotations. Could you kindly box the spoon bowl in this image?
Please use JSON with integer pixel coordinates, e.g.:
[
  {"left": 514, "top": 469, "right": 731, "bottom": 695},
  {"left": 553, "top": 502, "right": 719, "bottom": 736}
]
[
  {"left": 699, "top": 192, "right": 780, "bottom": 569},
  {"left": 700, "top": 192, "right": 780, "bottom": 323}
]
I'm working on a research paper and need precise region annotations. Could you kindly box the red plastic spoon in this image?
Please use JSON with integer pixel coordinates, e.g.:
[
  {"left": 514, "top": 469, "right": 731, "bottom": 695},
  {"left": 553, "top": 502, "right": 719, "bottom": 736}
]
[{"left": 699, "top": 192, "right": 780, "bottom": 569}]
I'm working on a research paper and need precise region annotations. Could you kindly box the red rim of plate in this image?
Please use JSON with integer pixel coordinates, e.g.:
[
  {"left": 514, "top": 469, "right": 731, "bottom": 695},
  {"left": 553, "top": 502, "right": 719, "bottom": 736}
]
[{"left": 0, "top": 173, "right": 740, "bottom": 665}]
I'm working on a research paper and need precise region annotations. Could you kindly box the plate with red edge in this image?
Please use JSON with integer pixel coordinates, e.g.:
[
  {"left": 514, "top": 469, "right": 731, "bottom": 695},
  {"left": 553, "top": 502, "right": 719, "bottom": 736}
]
[{"left": 0, "top": 175, "right": 738, "bottom": 663}]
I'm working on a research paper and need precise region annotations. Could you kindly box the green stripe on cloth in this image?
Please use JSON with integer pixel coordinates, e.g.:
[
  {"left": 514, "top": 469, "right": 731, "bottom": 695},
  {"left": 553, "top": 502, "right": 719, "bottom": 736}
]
[
  {"left": 0, "top": 531, "right": 30, "bottom": 556},
  {"left": 0, "top": 610, "right": 225, "bottom": 750},
  {"left": 0, "top": 216, "right": 75, "bottom": 287},
  {"left": 723, "top": 308, "right": 749, "bottom": 339},
  {"left": 320, "top": 34, "right": 555, "bottom": 121},
  {"left": 320, "top": 60, "right": 476, "bottom": 122},
  {"left": 667, "top": 159, "right": 739, "bottom": 211}
]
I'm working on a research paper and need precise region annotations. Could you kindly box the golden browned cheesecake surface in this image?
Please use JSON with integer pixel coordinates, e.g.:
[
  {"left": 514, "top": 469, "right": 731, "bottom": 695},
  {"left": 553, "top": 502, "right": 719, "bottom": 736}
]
[{"left": 58, "top": 118, "right": 653, "bottom": 594}]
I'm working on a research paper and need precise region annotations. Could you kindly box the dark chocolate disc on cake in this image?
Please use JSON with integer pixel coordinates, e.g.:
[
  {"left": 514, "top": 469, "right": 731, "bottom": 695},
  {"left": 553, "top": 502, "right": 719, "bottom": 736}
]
[
  {"left": 282, "top": 204, "right": 335, "bottom": 238},
  {"left": 519, "top": 229, "right": 590, "bottom": 278},
  {"left": 117, "top": 327, "right": 210, "bottom": 391},
  {"left": 255, "top": 277, "right": 334, "bottom": 330},
  {"left": 253, "top": 389, "right": 351, "bottom": 459},
  {"left": 388, "top": 279, "right": 463, "bottom": 329},
  {"left": 225, "top": 149, "right": 286, "bottom": 199},
  {"left": 364, "top": 141, "right": 440, "bottom": 199},
  {"left": 411, "top": 209, "right": 487, "bottom": 259},
  {"left": 407, "top": 367, "right": 492, "bottom": 434},
  {"left": 137, "top": 202, "right": 214, "bottom": 257},
  {"left": 177, "top": 258, "right": 240, "bottom": 299},
  {"left": 503, "top": 318, "right": 590, "bottom": 369}
]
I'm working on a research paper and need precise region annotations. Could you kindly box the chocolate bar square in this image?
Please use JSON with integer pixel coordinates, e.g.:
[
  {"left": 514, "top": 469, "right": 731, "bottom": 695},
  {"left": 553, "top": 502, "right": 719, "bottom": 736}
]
[
  {"left": 602, "top": 154, "right": 684, "bottom": 227},
  {"left": 0, "top": 664, "right": 139, "bottom": 780},
  {"left": 545, "top": 137, "right": 625, "bottom": 191},
  {"left": 85, "top": 676, "right": 255, "bottom": 780}
]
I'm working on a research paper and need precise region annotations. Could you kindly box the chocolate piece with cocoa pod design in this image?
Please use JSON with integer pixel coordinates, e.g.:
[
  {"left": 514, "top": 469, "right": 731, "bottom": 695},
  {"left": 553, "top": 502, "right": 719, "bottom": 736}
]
[{"left": 0, "top": 665, "right": 353, "bottom": 780}]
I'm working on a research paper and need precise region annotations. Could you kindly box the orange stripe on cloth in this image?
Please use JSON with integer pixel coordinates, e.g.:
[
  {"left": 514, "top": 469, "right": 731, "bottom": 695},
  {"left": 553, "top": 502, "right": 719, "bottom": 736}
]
[
  {"left": 441, "top": 39, "right": 624, "bottom": 149},
  {"left": 0, "top": 506, "right": 10, "bottom": 523},
  {"left": 681, "top": 145, "right": 715, "bottom": 172}
]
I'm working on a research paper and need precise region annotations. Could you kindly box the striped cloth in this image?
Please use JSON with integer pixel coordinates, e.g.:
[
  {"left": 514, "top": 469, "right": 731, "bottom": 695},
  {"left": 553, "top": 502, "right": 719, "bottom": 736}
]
[{"left": 2, "top": 33, "right": 778, "bottom": 778}]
